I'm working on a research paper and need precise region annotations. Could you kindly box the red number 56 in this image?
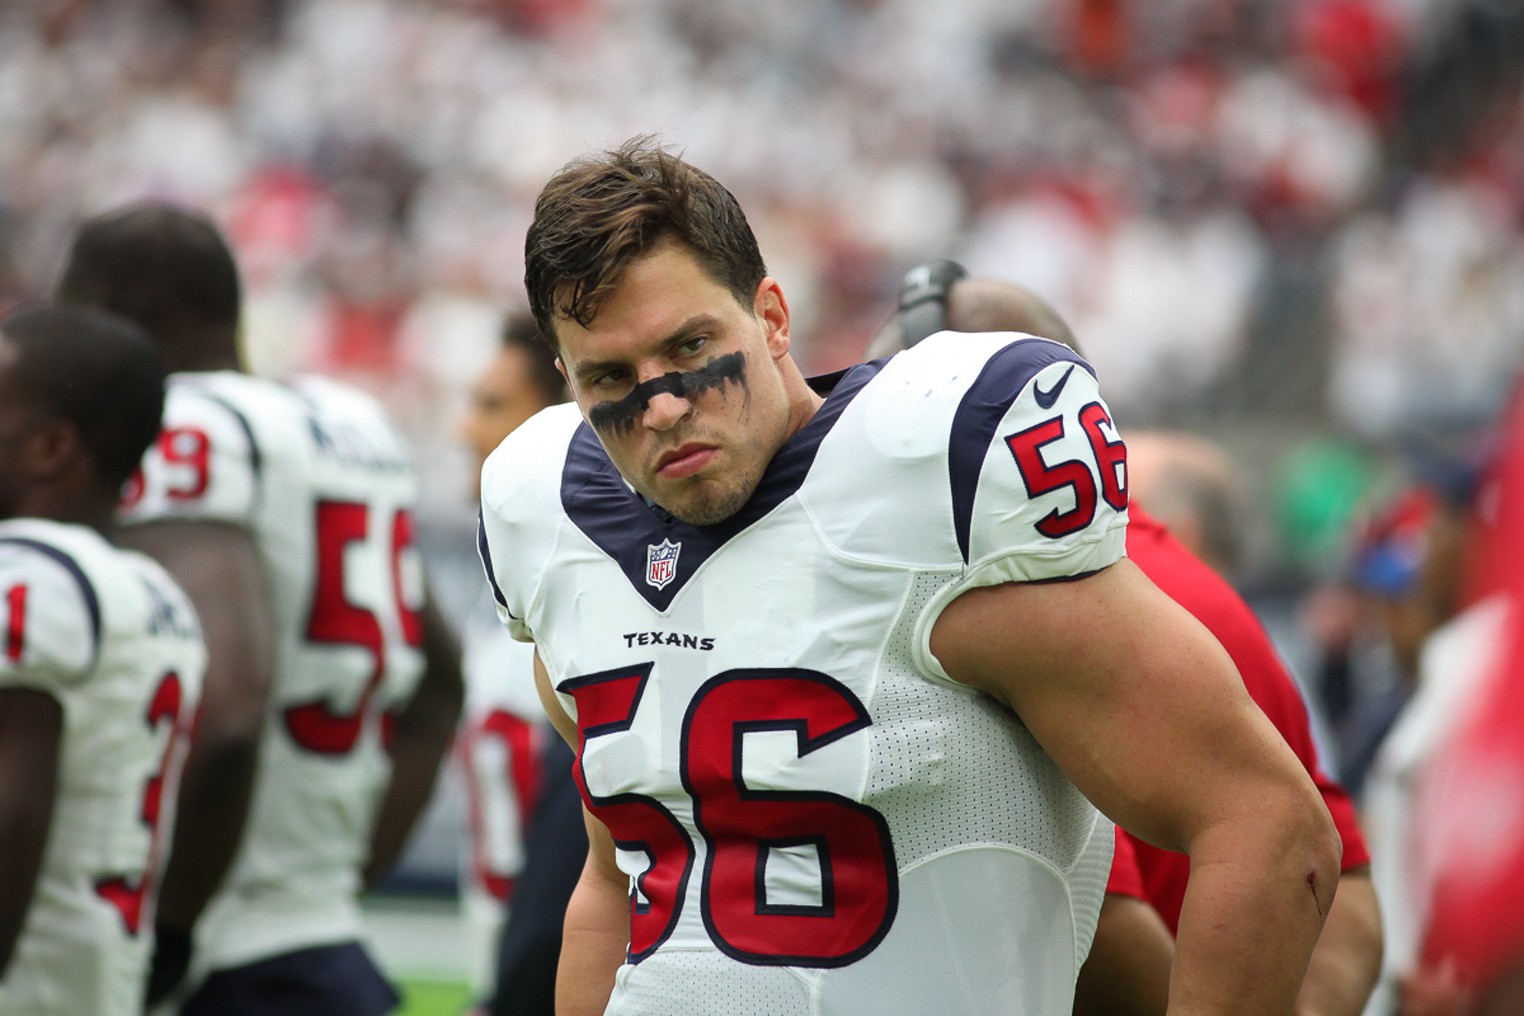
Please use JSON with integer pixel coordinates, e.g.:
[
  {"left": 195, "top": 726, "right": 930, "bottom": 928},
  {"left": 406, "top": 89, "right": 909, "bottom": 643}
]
[{"left": 1005, "top": 402, "right": 1128, "bottom": 539}]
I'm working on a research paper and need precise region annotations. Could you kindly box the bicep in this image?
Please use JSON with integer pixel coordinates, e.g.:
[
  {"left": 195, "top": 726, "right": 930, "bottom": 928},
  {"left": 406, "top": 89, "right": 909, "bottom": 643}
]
[
  {"left": 930, "top": 559, "right": 1314, "bottom": 853},
  {"left": 0, "top": 687, "right": 62, "bottom": 815},
  {"left": 416, "top": 591, "right": 464, "bottom": 703},
  {"left": 0, "top": 688, "right": 63, "bottom": 959},
  {"left": 121, "top": 522, "right": 273, "bottom": 733},
  {"left": 534, "top": 649, "right": 578, "bottom": 748}
]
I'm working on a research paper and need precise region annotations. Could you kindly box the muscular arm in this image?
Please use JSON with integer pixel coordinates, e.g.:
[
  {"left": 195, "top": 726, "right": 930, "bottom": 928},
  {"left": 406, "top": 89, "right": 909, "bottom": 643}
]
[
  {"left": 1073, "top": 893, "right": 1174, "bottom": 1016},
  {"left": 559, "top": 812, "right": 632, "bottom": 1016},
  {"left": 931, "top": 559, "right": 1341, "bottom": 1015},
  {"left": 123, "top": 521, "right": 274, "bottom": 936},
  {"left": 1299, "top": 867, "right": 1382, "bottom": 1015},
  {"left": 0, "top": 688, "right": 62, "bottom": 976},
  {"left": 365, "top": 594, "right": 464, "bottom": 886},
  {"left": 534, "top": 650, "right": 627, "bottom": 1016}
]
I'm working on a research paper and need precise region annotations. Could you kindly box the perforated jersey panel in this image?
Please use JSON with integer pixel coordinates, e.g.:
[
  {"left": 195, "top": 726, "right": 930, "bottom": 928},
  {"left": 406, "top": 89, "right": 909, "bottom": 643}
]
[
  {"left": 608, "top": 951, "right": 812, "bottom": 1015},
  {"left": 867, "top": 570, "right": 1110, "bottom": 967}
]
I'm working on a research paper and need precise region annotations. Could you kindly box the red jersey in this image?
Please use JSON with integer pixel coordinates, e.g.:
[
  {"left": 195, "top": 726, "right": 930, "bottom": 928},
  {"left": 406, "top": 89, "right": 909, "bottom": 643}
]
[{"left": 1108, "top": 507, "right": 1371, "bottom": 931}]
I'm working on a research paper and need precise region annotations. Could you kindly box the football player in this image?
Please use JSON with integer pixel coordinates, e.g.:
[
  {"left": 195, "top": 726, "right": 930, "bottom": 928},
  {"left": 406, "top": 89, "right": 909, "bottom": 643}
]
[
  {"left": 57, "top": 203, "right": 464, "bottom": 1014},
  {"left": 0, "top": 305, "right": 205, "bottom": 1013},
  {"left": 477, "top": 138, "right": 1341, "bottom": 1015},
  {"left": 873, "top": 265, "right": 1382, "bottom": 1016}
]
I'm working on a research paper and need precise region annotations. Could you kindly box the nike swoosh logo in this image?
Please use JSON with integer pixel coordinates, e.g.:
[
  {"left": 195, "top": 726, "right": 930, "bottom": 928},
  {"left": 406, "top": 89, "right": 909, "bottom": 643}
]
[{"left": 1033, "top": 365, "right": 1075, "bottom": 409}]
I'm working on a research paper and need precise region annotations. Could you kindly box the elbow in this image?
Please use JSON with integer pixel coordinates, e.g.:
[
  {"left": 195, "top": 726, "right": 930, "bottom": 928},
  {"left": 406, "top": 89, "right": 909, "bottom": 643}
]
[
  {"left": 1294, "top": 788, "right": 1344, "bottom": 918},
  {"left": 186, "top": 718, "right": 264, "bottom": 774},
  {"left": 1312, "top": 798, "right": 1344, "bottom": 882}
]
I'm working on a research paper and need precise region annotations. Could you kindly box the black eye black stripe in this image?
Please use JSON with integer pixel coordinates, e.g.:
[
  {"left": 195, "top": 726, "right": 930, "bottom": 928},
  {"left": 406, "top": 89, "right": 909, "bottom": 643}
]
[{"left": 589, "top": 352, "right": 747, "bottom": 434}]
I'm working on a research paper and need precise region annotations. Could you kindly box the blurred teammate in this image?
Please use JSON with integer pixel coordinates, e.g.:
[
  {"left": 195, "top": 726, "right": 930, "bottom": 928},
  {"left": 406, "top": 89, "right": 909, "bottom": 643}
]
[
  {"left": 0, "top": 305, "right": 204, "bottom": 1012},
  {"left": 57, "top": 203, "right": 464, "bottom": 1015},
  {"left": 454, "top": 312, "right": 582, "bottom": 1014},
  {"left": 478, "top": 138, "right": 1340, "bottom": 1015},
  {"left": 873, "top": 264, "right": 1382, "bottom": 1016},
  {"left": 1120, "top": 429, "right": 1242, "bottom": 579}
]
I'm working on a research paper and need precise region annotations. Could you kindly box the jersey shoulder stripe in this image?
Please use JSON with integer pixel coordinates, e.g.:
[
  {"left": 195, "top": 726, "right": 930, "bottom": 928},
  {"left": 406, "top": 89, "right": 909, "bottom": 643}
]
[
  {"left": 946, "top": 337, "right": 1094, "bottom": 563},
  {"left": 179, "top": 381, "right": 265, "bottom": 487},
  {"left": 0, "top": 535, "right": 102, "bottom": 668},
  {"left": 477, "top": 509, "right": 509, "bottom": 613}
]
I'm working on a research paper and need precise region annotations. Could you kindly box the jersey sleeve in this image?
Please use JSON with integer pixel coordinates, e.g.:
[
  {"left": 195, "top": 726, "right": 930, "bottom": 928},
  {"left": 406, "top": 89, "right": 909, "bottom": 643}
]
[
  {"left": 478, "top": 404, "right": 585, "bottom": 644},
  {"left": 914, "top": 337, "right": 1129, "bottom": 681},
  {"left": 0, "top": 542, "right": 98, "bottom": 691},
  {"left": 477, "top": 506, "right": 532, "bottom": 642},
  {"left": 956, "top": 343, "right": 1129, "bottom": 584},
  {"left": 118, "top": 384, "right": 261, "bottom": 528}
]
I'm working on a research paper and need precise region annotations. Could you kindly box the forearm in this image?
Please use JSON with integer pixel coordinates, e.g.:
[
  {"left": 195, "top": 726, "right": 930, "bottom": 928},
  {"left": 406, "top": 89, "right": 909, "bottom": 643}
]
[
  {"left": 0, "top": 690, "right": 58, "bottom": 975},
  {"left": 558, "top": 821, "right": 630, "bottom": 1016},
  {"left": 363, "top": 684, "right": 461, "bottom": 885},
  {"left": 1074, "top": 894, "right": 1173, "bottom": 1016},
  {"left": 155, "top": 732, "right": 261, "bottom": 929},
  {"left": 1170, "top": 818, "right": 1341, "bottom": 1014},
  {"left": 1297, "top": 871, "right": 1382, "bottom": 1016},
  {"left": 366, "top": 599, "right": 463, "bottom": 886}
]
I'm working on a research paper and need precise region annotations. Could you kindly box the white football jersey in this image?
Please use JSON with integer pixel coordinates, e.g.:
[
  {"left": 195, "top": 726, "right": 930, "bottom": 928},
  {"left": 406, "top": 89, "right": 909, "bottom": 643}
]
[
  {"left": 118, "top": 371, "right": 426, "bottom": 970},
  {"left": 457, "top": 599, "right": 546, "bottom": 991},
  {"left": 479, "top": 333, "right": 1129, "bottom": 1016},
  {"left": 0, "top": 518, "right": 204, "bottom": 1014}
]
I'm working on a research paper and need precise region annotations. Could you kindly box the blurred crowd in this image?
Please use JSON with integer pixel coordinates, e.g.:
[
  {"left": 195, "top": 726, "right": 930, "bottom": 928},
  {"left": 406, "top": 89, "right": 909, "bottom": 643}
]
[
  {"left": 2, "top": 0, "right": 1522, "bottom": 533},
  {"left": 1, "top": 0, "right": 1522, "bottom": 1011}
]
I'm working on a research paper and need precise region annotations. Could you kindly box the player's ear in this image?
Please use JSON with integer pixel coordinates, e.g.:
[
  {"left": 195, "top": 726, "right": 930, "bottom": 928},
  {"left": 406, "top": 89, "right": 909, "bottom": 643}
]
[
  {"left": 25, "top": 418, "right": 81, "bottom": 481},
  {"left": 755, "top": 277, "right": 791, "bottom": 361}
]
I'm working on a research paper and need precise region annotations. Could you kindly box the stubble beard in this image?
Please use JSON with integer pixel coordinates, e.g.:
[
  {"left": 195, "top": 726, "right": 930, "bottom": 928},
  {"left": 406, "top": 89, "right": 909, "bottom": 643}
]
[{"left": 659, "top": 471, "right": 759, "bottom": 526}]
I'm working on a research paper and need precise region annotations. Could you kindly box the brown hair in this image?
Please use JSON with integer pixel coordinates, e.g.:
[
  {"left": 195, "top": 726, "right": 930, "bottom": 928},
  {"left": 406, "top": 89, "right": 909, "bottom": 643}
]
[{"left": 524, "top": 136, "right": 767, "bottom": 346}]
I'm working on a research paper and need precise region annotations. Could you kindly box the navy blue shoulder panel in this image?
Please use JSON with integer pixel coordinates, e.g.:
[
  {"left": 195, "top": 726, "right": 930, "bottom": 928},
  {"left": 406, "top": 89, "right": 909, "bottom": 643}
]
[
  {"left": 476, "top": 509, "right": 509, "bottom": 612},
  {"left": 0, "top": 536, "right": 103, "bottom": 669},
  {"left": 562, "top": 359, "right": 884, "bottom": 611},
  {"left": 948, "top": 339, "right": 1095, "bottom": 563}
]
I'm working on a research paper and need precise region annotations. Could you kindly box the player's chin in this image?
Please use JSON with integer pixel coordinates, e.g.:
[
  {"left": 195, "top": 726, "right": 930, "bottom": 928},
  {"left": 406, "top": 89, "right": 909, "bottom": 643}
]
[{"left": 663, "top": 481, "right": 750, "bottom": 527}]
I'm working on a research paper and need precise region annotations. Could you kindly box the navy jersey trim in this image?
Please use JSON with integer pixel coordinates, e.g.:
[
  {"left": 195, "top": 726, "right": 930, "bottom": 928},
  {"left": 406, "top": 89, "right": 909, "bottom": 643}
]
[
  {"left": 0, "top": 537, "right": 103, "bottom": 668},
  {"left": 561, "top": 360, "right": 884, "bottom": 611},
  {"left": 948, "top": 339, "right": 1095, "bottom": 564},
  {"left": 476, "top": 510, "right": 510, "bottom": 612}
]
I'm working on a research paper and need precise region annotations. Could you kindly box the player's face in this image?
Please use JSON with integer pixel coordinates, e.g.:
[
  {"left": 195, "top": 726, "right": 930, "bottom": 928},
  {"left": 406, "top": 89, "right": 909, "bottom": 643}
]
[
  {"left": 458, "top": 345, "right": 553, "bottom": 482},
  {"left": 553, "top": 242, "right": 796, "bottom": 526}
]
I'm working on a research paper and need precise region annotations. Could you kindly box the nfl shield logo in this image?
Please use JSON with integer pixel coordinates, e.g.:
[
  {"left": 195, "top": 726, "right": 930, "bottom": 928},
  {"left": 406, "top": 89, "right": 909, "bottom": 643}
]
[{"left": 646, "top": 539, "right": 681, "bottom": 590}]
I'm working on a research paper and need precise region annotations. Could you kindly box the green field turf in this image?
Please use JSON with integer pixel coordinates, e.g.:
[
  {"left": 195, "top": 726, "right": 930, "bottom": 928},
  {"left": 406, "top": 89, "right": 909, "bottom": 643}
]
[{"left": 397, "top": 978, "right": 475, "bottom": 1016}]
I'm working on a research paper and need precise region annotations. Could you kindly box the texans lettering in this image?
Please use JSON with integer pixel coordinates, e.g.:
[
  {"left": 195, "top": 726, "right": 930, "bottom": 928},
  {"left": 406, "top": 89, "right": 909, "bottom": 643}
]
[{"left": 623, "top": 631, "right": 716, "bottom": 650}]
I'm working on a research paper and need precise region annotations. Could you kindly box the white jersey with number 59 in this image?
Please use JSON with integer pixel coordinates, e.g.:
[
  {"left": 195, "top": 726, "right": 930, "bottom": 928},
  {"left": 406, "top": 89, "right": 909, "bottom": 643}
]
[
  {"left": 119, "top": 371, "right": 426, "bottom": 971},
  {"left": 0, "top": 518, "right": 204, "bottom": 1015},
  {"left": 479, "top": 333, "right": 1129, "bottom": 1015}
]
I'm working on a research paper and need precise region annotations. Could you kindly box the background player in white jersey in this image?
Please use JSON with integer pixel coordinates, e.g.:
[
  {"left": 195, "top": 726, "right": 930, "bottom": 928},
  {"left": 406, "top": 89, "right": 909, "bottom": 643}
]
[
  {"left": 0, "top": 305, "right": 205, "bottom": 1013},
  {"left": 454, "top": 311, "right": 580, "bottom": 1013},
  {"left": 478, "top": 138, "right": 1342, "bottom": 1016},
  {"left": 56, "top": 204, "right": 465, "bottom": 1015}
]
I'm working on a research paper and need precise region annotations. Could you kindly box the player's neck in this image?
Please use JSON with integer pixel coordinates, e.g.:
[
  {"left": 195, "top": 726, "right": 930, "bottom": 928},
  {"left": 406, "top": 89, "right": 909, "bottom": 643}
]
[
  {"left": 781, "top": 367, "right": 826, "bottom": 443},
  {"left": 164, "top": 333, "right": 243, "bottom": 374},
  {"left": 18, "top": 487, "right": 117, "bottom": 536}
]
